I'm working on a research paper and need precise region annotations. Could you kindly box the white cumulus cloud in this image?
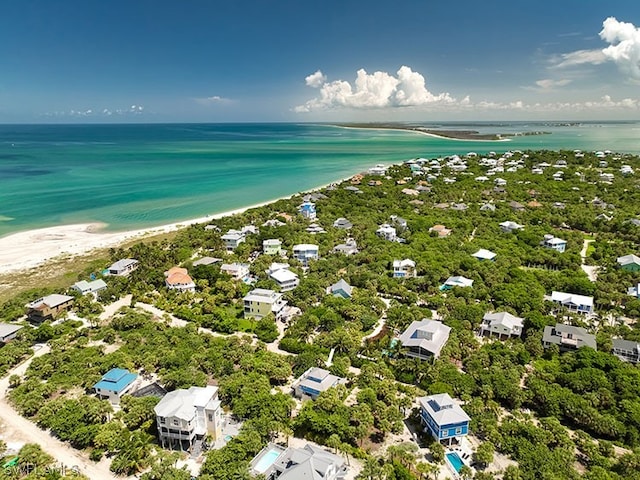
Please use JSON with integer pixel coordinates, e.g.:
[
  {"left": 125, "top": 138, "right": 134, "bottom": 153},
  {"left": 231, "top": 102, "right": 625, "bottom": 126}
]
[
  {"left": 194, "top": 95, "right": 231, "bottom": 106},
  {"left": 600, "top": 17, "right": 640, "bottom": 79},
  {"left": 305, "top": 70, "right": 327, "bottom": 88},
  {"left": 535, "top": 78, "right": 572, "bottom": 89},
  {"left": 295, "top": 66, "right": 456, "bottom": 112}
]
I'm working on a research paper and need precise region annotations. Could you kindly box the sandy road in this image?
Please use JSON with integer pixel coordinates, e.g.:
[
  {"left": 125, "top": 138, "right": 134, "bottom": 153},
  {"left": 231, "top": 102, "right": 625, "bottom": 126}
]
[{"left": 0, "top": 345, "right": 119, "bottom": 480}]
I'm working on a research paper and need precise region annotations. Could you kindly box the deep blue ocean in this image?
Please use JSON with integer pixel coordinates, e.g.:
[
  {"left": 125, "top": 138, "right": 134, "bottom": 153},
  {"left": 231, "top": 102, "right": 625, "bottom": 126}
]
[{"left": 0, "top": 122, "right": 638, "bottom": 237}]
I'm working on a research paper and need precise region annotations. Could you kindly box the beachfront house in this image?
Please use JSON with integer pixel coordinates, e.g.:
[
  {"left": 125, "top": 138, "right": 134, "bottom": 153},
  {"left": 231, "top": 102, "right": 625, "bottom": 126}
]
[
  {"left": 299, "top": 201, "right": 316, "bottom": 220},
  {"left": 480, "top": 312, "right": 524, "bottom": 339},
  {"left": 250, "top": 443, "right": 347, "bottom": 480},
  {"left": 292, "top": 244, "right": 319, "bottom": 267},
  {"left": 393, "top": 259, "right": 416, "bottom": 278},
  {"left": 541, "top": 234, "right": 567, "bottom": 253},
  {"left": 221, "top": 229, "right": 246, "bottom": 251},
  {"left": 543, "top": 323, "right": 597, "bottom": 352},
  {"left": 418, "top": 393, "right": 470, "bottom": 445},
  {"left": 164, "top": 267, "right": 196, "bottom": 292},
  {"left": 220, "top": 262, "right": 250, "bottom": 281},
  {"left": 71, "top": 279, "right": 107, "bottom": 296},
  {"left": 154, "top": 385, "right": 223, "bottom": 451},
  {"left": 107, "top": 258, "right": 138, "bottom": 276},
  {"left": 292, "top": 367, "right": 347, "bottom": 401},
  {"left": 612, "top": 339, "right": 640, "bottom": 364},
  {"left": 0, "top": 323, "right": 23, "bottom": 343},
  {"left": 499, "top": 221, "right": 524, "bottom": 233},
  {"left": 263, "top": 239, "right": 283, "bottom": 255},
  {"left": 266, "top": 263, "right": 299, "bottom": 292},
  {"left": 617, "top": 254, "right": 640, "bottom": 272},
  {"left": 550, "top": 291, "right": 594, "bottom": 315},
  {"left": 471, "top": 249, "right": 497, "bottom": 261},
  {"left": 333, "top": 238, "right": 359, "bottom": 255},
  {"left": 243, "top": 288, "right": 287, "bottom": 320},
  {"left": 93, "top": 368, "right": 139, "bottom": 406},
  {"left": 327, "top": 279, "right": 353, "bottom": 299},
  {"left": 26, "top": 294, "right": 74, "bottom": 322},
  {"left": 399, "top": 319, "right": 451, "bottom": 360},
  {"left": 376, "top": 224, "right": 397, "bottom": 242}
]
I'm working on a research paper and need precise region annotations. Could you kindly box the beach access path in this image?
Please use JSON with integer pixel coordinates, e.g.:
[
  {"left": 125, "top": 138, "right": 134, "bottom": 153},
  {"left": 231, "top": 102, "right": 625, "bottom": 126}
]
[{"left": 0, "top": 345, "right": 120, "bottom": 480}]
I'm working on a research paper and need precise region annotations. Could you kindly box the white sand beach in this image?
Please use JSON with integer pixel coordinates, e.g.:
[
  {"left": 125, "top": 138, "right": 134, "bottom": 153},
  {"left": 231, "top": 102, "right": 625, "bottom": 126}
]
[{"left": 0, "top": 203, "right": 272, "bottom": 275}]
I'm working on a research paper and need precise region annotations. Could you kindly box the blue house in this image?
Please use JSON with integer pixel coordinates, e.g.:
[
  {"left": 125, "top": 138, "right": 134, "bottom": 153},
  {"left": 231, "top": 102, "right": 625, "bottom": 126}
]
[
  {"left": 418, "top": 393, "right": 470, "bottom": 445},
  {"left": 299, "top": 201, "right": 316, "bottom": 220},
  {"left": 93, "top": 368, "right": 138, "bottom": 405}
]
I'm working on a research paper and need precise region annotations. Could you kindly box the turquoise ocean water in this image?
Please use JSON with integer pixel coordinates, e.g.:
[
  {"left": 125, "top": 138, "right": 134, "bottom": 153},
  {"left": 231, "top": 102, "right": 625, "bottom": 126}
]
[{"left": 0, "top": 122, "right": 638, "bottom": 237}]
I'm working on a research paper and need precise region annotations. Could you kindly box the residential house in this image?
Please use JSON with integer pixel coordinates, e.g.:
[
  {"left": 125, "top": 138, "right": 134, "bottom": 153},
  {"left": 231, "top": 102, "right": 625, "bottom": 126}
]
[
  {"left": 192, "top": 257, "right": 222, "bottom": 266},
  {"left": 376, "top": 224, "right": 397, "bottom": 242},
  {"left": 429, "top": 224, "right": 451, "bottom": 237},
  {"left": 442, "top": 276, "right": 473, "bottom": 289},
  {"left": 398, "top": 319, "right": 451, "bottom": 360},
  {"left": 306, "top": 223, "right": 327, "bottom": 234},
  {"left": 480, "top": 312, "right": 524, "bottom": 339},
  {"left": 164, "top": 267, "right": 196, "bottom": 292},
  {"left": 499, "top": 221, "right": 524, "bottom": 233},
  {"left": 107, "top": 258, "right": 138, "bottom": 276},
  {"left": 393, "top": 259, "right": 416, "bottom": 279},
  {"left": 390, "top": 215, "right": 408, "bottom": 231},
  {"left": 327, "top": 279, "right": 353, "bottom": 299},
  {"left": 543, "top": 323, "right": 597, "bottom": 352},
  {"left": 402, "top": 188, "right": 420, "bottom": 196},
  {"left": 617, "top": 254, "right": 640, "bottom": 272},
  {"left": 612, "top": 339, "right": 640, "bottom": 364},
  {"left": 26, "top": 294, "right": 74, "bottom": 322},
  {"left": 509, "top": 201, "right": 525, "bottom": 212},
  {"left": 471, "top": 249, "right": 497, "bottom": 261},
  {"left": 0, "top": 323, "right": 23, "bottom": 343},
  {"left": 627, "top": 282, "right": 640, "bottom": 298},
  {"left": 541, "top": 234, "right": 567, "bottom": 253},
  {"left": 267, "top": 264, "right": 299, "bottom": 292},
  {"left": 332, "top": 218, "right": 353, "bottom": 229},
  {"left": 243, "top": 288, "right": 287, "bottom": 320},
  {"left": 368, "top": 164, "right": 387, "bottom": 175},
  {"left": 154, "top": 385, "right": 224, "bottom": 451},
  {"left": 292, "top": 367, "right": 347, "bottom": 400},
  {"left": 71, "top": 279, "right": 107, "bottom": 296},
  {"left": 93, "top": 368, "right": 139, "bottom": 405},
  {"left": 550, "top": 291, "right": 594, "bottom": 315},
  {"left": 450, "top": 203, "right": 468, "bottom": 211},
  {"left": 480, "top": 203, "right": 496, "bottom": 212},
  {"left": 299, "top": 201, "right": 317, "bottom": 219},
  {"left": 263, "top": 239, "right": 283, "bottom": 255},
  {"left": 221, "top": 229, "right": 246, "bottom": 251},
  {"left": 333, "top": 238, "right": 359, "bottom": 255},
  {"left": 220, "top": 262, "right": 250, "bottom": 281},
  {"left": 250, "top": 443, "right": 347, "bottom": 480},
  {"left": 292, "top": 244, "right": 319, "bottom": 266},
  {"left": 418, "top": 393, "right": 470, "bottom": 445}
]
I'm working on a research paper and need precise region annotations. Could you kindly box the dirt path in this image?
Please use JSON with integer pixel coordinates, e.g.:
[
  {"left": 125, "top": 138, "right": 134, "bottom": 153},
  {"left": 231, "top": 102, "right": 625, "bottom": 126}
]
[
  {"left": 0, "top": 345, "right": 118, "bottom": 479},
  {"left": 580, "top": 239, "right": 599, "bottom": 282}
]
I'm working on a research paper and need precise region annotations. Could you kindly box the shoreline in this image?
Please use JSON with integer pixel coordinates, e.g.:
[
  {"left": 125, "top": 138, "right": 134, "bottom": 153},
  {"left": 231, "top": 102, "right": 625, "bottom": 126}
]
[
  {"left": 0, "top": 177, "right": 354, "bottom": 275},
  {"left": 333, "top": 124, "right": 513, "bottom": 142}
]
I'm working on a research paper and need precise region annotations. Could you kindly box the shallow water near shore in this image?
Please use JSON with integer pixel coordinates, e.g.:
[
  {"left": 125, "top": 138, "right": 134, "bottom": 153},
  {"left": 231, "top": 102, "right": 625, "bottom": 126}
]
[{"left": 0, "top": 121, "right": 638, "bottom": 237}]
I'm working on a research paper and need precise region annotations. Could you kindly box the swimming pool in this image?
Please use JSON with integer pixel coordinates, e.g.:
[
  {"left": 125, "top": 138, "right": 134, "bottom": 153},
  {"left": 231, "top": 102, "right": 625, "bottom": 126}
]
[
  {"left": 254, "top": 448, "right": 281, "bottom": 473},
  {"left": 446, "top": 452, "right": 464, "bottom": 473}
]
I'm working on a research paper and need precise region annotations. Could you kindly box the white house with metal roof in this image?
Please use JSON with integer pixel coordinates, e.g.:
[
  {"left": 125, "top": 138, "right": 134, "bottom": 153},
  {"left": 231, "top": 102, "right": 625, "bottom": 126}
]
[
  {"left": 480, "top": 312, "right": 524, "bottom": 339},
  {"left": 550, "top": 291, "right": 594, "bottom": 315},
  {"left": 471, "top": 249, "right": 497, "bottom": 261},
  {"left": 250, "top": 443, "right": 347, "bottom": 480},
  {"left": 71, "top": 279, "right": 107, "bottom": 296},
  {"left": 0, "top": 323, "right": 23, "bottom": 343},
  {"left": 106, "top": 258, "right": 138, "bottom": 276},
  {"left": 154, "top": 385, "right": 223, "bottom": 451},
  {"left": 399, "top": 319, "right": 451, "bottom": 360},
  {"left": 393, "top": 259, "right": 416, "bottom": 278}
]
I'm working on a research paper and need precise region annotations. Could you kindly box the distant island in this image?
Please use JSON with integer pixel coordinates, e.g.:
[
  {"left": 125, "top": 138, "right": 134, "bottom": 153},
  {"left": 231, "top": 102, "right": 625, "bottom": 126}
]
[{"left": 336, "top": 122, "right": 551, "bottom": 140}]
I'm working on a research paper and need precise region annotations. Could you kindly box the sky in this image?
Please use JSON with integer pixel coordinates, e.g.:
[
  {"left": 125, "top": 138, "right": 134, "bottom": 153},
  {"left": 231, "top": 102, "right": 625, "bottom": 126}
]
[{"left": 1, "top": 0, "right": 640, "bottom": 122}]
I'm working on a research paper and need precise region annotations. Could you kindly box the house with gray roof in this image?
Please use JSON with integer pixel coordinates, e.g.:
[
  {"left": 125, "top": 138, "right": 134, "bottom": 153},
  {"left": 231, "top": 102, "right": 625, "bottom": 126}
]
[
  {"left": 327, "top": 279, "right": 352, "bottom": 299},
  {"left": 106, "top": 258, "right": 138, "bottom": 276},
  {"left": 543, "top": 323, "right": 597, "bottom": 352},
  {"left": 292, "top": 367, "right": 346, "bottom": 401},
  {"left": 499, "top": 221, "right": 524, "bottom": 233},
  {"left": 617, "top": 254, "right": 640, "bottom": 272},
  {"left": 480, "top": 312, "right": 524, "bottom": 339},
  {"left": 332, "top": 217, "right": 352, "bottom": 230},
  {"left": 26, "top": 294, "right": 74, "bottom": 322},
  {"left": 72, "top": 279, "right": 107, "bottom": 296},
  {"left": 250, "top": 443, "right": 347, "bottom": 480},
  {"left": 333, "top": 238, "right": 359, "bottom": 256},
  {"left": 154, "top": 385, "right": 223, "bottom": 451},
  {"left": 418, "top": 393, "right": 470, "bottom": 445},
  {"left": 612, "top": 338, "right": 640, "bottom": 364},
  {"left": 541, "top": 234, "right": 567, "bottom": 253},
  {"left": 471, "top": 249, "right": 497, "bottom": 261},
  {"left": 0, "top": 323, "right": 23, "bottom": 343},
  {"left": 399, "top": 319, "right": 451, "bottom": 360}
]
